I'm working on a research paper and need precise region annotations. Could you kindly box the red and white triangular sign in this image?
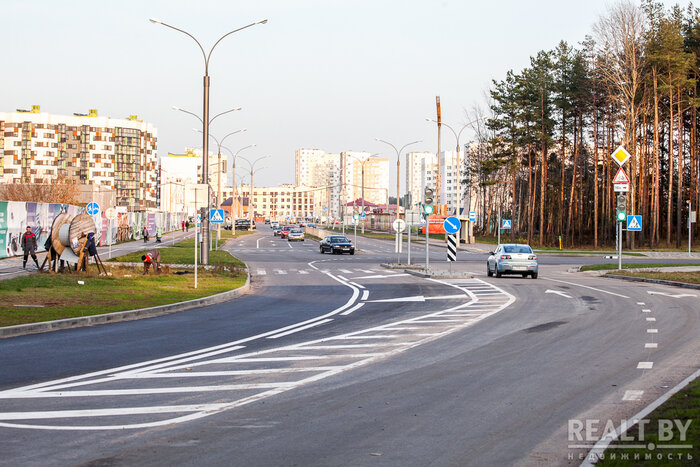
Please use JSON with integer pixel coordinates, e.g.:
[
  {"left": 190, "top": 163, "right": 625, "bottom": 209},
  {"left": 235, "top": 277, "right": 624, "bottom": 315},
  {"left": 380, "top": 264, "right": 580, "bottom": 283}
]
[{"left": 612, "top": 167, "right": 630, "bottom": 184}]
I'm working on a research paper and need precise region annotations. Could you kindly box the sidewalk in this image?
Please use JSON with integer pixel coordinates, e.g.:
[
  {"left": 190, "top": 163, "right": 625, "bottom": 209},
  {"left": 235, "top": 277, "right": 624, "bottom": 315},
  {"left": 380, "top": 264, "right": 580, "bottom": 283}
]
[{"left": 0, "top": 229, "right": 194, "bottom": 282}]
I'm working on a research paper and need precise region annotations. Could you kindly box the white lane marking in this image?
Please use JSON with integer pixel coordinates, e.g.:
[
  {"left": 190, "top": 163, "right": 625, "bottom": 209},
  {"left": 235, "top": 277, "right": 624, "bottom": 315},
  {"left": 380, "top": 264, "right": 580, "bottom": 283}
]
[
  {"left": 642, "top": 309, "right": 651, "bottom": 313},
  {"left": 266, "top": 319, "right": 334, "bottom": 339},
  {"left": 637, "top": 302, "right": 645, "bottom": 305},
  {"left": 646, "top": 317, "right": 656, "bottom": 322},
  {"left": 299, "top": 270, "right": 309, "bottom": 274},
  {"left": 288, "top": 242, "right": 293, "bottom": 249},
  {"left": 361, "top": 290, "right": 370, "bottom": 301},
  {"left": 353, "top": 273, "right": 411, "bottom": 279},
  {"left": 126, "top": 367, "right": 341, "bottom": 378},
  {"left": 544, "top": 289, "right": 573, "bottom": 299},
  {"left": 622, "top": 390, "right": 644, "bottom": 401},
  {"left": 349, "top": 282, "right": 365, "bottom": 289},
  {"left": 637, "top": 362, "right": 654, "bottom": 369},
  {"left": 647, "top": 329, "right": 658, "bottom": 334},
  {"left": 0, "top": 404, "right": 229, "bottom": 421},
  {"left": 337, "top": 275, "right": 348, "bottom": 281},
  {"left": 358, "top": 269, "right": 375, "bottom": 273},
  {"left": 256, "top": 238, "right": 262, "bottom": 249},
  {"left": 367, "top": 294, "right": 468, "bottom": 303},
  {"left": 338, "top": 269, "right": 352, "bottom": 274},
  {"left": 340, "top": 303, "right": 365, "bottom": 316},
  {"left": 544, "top": 278, "right": 629, "bottom": 298},
  {"left": 274, "top": 270, "right": 287, "bottom": 275},
  {"left": 581, "top": 367, "right": 700, "bottom": 465},
  {"left": 645, "top": 343, "right": 658, "bottom": 349},
  {"left": 256, "top": 269, "right": 267, "bottom": 275},
  {"left": 647, "top": 291, "right": 696, "bottom": 298}
]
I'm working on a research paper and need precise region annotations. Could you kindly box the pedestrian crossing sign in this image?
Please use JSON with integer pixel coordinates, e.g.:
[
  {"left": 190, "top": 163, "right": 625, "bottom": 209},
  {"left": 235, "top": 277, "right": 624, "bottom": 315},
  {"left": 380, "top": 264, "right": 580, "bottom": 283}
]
[
  {"left": 210, "top": 209, "right": 225, "bottom": 224},
  {"left": 627, "top": 215, "right": 642, "bottom": 232},
  {"left": 502, "top": 219, "right": 512, "bottom": 229}
]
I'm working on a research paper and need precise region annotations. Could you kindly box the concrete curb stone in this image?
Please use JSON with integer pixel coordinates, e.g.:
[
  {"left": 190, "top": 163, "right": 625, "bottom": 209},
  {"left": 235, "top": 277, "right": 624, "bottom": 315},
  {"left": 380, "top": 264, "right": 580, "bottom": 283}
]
[{"left": 602, "top": 273, "right": 700, "bottom": 290}]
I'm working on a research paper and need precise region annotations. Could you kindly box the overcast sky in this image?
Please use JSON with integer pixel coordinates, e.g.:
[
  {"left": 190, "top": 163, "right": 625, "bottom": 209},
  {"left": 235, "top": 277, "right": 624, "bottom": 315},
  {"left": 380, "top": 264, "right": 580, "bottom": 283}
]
[{"left": 1, "top": 0, "right": 679, "bottom": 188}]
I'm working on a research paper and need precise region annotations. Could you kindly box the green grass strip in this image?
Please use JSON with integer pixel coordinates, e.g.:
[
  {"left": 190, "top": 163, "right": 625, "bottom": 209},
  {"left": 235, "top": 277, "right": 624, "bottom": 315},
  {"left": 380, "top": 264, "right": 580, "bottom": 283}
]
[{"left": 581, "top": 263, "right": 700, "bottom": 272}]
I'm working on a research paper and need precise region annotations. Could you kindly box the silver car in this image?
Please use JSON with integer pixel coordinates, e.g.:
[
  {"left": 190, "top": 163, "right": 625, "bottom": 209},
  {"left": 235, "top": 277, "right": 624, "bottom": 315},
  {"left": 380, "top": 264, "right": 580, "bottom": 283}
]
[
  {"left": 487, "top": 244, "right": 538, "bottom": 279},
  {"left": 287, "top": 229, "right": 305, "bottom": 242}
]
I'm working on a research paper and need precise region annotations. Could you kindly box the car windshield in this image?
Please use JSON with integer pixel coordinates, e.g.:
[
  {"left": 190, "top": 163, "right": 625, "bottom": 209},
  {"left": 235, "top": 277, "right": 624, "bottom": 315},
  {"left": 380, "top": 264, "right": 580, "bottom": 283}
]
[
  {"left": 503, "top": 245, "right": 533, "bottom": 254},
  {"left": 291, "top": 229, "right": 302, "bottom": 234},
  {"left": 331, "top": 237, "right": 350, "bottom": 243}
]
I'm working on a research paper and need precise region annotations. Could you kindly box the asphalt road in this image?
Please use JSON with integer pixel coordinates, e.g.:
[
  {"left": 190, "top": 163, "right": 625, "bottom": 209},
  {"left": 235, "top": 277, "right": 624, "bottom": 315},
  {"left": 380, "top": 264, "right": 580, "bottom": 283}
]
[{"left": 0, "top": 226, "right": 698, "bottom": 466}]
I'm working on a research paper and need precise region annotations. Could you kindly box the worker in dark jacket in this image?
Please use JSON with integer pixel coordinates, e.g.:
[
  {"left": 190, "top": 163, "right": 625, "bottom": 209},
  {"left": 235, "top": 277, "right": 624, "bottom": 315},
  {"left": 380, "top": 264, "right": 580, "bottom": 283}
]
[
  {"left": 21, "top": 226, "right": 40, "bottom": 269},
  {"left": 141, "top": 249, "right": 161, "bottom": 275}
]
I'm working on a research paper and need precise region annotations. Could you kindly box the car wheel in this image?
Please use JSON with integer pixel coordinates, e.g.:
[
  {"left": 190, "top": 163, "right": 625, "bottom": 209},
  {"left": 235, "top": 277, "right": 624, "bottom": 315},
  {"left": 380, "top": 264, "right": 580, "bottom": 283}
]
[
  {"left": 496, "top": 270, "right": 502, "bottom": 278},
  {"left": 521, "top": 273, "right": 528, "bottom": 278},
  {"left": 486, "top": 263, "right": 493, "bottom": 277},
  {"left": 350, "top": 250, "right": 354, "bottom": 255},
  {"left": 532, "top": 272, "right": 538, "bottom": 279},
  {"left": 320, "top": 247, "right": 324, "bottom": 254}
]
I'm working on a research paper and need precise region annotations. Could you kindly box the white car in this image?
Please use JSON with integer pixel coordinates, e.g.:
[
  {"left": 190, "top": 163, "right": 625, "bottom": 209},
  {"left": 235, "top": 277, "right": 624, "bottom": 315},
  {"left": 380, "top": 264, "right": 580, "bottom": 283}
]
[{"left": 487, "top": 244, "right": 538, "bottom": 279}]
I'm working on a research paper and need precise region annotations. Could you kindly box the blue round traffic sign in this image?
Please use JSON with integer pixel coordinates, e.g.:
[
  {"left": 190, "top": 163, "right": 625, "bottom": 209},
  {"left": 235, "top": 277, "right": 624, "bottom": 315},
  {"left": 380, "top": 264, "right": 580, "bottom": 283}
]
[
  {"left": 443, "top": 216, "right": 461, "bottom": 234},
  {"left": 86, "top": 202, "right": 100, "bottom": 216},
  {"left": 360, "top": 212, "right": 366, "bottom": 218}
]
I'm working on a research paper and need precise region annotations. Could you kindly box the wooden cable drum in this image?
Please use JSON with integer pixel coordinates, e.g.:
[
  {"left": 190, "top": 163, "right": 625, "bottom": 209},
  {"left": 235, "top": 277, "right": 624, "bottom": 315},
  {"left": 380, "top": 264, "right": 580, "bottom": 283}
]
[
  {"left": 50, "top": 212, "right": 72, "bottom": 256},
  {"left": 68, "top": 214, "right": 97, "bottom": 255}
]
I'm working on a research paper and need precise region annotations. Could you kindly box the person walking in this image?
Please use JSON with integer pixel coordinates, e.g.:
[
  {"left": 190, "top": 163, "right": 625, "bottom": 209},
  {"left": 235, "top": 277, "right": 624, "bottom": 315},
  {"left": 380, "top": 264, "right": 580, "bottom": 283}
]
[
  {"left": 142, "top": 226, "right": 149, "bottom": 243},
  {"left": 185, "top": 220, "right": 190, "bottom": 232},
  {"left": 141, "top": 249, "right": 161, "bottom": 275},
  {"left": 21, "top": 226, "right": 40, "bottom": 269}
]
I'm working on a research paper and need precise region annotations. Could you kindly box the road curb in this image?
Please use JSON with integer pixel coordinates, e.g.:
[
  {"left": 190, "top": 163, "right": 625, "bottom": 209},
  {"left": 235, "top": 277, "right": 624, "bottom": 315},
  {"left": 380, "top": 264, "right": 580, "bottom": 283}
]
[
  {"left": 602, "top": 273, "right": 700, "bottom": 290},
  {"left": 404, "top": 269, "right": 474, "bottom": 279},
  {"left": 0, "top": 273, "right": 250, "bottom": 339}
]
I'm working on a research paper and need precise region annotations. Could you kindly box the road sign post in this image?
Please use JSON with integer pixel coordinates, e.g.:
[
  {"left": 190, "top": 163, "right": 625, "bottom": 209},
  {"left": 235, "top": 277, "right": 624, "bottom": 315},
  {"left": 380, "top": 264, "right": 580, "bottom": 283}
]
[
  {"left": 447, "top": 234, "right": 457, "bottom": 275},
  {"left": 393, "top": 218, "right": 406, "bottom": 264}
]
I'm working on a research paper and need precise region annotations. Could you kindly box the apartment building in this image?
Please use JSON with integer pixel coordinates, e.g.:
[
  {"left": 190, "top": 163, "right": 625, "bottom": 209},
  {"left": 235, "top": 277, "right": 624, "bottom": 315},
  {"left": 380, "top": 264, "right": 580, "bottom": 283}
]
[
  {"left": 0, "top": 106, "right": 158, "bottom": 210},
  {"left": 405, "top": 151, "right": 436, "bottom": 210},
  {"left": 238, "top": 184, "right": 317, "bottom": 221},
  {"left": 295, "top": 148, "right": 341, "bottom": 218},
  {"left": 341, "top": 151, "right": 390, "bottom": 208}
]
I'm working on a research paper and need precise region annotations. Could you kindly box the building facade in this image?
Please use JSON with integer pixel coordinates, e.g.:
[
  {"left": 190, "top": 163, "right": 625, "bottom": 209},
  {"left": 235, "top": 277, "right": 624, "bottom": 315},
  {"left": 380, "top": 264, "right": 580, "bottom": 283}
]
[
  {"left": 405, "top": 151, "right": 436, "bottom": 210},
  {"left": 238, "top": 184, "right": 317, "bottom": 221},
  {"left": 0, "top": 106, "right": 158, "bottom": 210}
]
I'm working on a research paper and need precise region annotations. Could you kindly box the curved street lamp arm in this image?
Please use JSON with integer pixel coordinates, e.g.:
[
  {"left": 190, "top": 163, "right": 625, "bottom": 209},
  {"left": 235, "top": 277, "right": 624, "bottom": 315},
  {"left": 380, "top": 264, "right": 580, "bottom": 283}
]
[
  {"left": 207, "top": 20, "right": 268, "bottom": 70},
  {"left": 150, "top": 19, "right": 207, "bottom": 68},
  {"left": 219, "top": 129, "right": 246, "bottom": 148},
  {"left": 173, "top": 106, "right": 203, "bottom": 124},
  {"left": 399, "top": 140, "right": 423, "bottom": 154},
  {"left": 209, "top": 107, "right": 242, "bottom": 126}
]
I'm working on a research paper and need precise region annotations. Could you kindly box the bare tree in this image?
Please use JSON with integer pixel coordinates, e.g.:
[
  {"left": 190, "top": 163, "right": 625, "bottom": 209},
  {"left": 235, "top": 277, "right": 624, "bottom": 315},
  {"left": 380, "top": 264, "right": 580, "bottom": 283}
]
[{"left": 0, "top": 176, "right": 81, "bottom": 204}]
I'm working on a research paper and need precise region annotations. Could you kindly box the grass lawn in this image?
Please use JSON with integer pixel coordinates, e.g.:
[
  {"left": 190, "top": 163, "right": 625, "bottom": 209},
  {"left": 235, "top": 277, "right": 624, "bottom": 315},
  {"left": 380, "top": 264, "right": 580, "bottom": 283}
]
[
  {"left": 611, "top": 270, "right": 700, "bottom": 285},
  {"left": 581, "top": 263, "right": 700, "bottom": 272},
  {"left": 597, "top": 377, "right": 699, "bottom": 466},
  {"left": 0, "top": 266, "right": 246, "bottom": 327},
  {"left": 108, "top": 238, "right": 246, "bottom": 267}
]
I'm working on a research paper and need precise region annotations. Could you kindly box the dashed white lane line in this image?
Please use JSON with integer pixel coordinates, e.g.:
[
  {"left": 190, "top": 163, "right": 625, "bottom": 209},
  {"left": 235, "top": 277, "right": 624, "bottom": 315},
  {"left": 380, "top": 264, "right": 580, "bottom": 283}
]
[
  {"left": 274, "top": 270, "right": 287, "bottom": 275},
  {"left": 256, "top": 270, "right": 267, "bottom": 275},
  {"left": 645, "top": 343, "right": 658, "bottom": 349},
  {"left": 299, "top": 270, "right": 309, "bottom": 274},
  {"left": 642, "top": 309, "right": 651, "bottom": 313},
  {"left": 637, "top": 302, "right": 645, "bottom": 305},
  {"left": 622, "top": 390, "right": 644, "bottom": 401},
  {"left": 544, "top": 277, "right": 630, "bottom": 298},
  {"left": 646, "top": 317, "right": 656, "bottom": 322},
  {"left": 637, "top": 362, "right": 654, "bottom": 369},
  {"left": 361, "top": 290, "right": 370, "bottom": 301},
  {"left": 647, "top": 329, "right": 658, "bottom": 334}
]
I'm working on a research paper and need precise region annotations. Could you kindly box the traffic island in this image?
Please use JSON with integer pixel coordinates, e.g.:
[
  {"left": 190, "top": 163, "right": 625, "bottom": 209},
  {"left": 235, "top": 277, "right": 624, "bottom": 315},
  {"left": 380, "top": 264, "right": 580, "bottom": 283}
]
[{"left": 405, "top": 269, "right": 474, "bottom": 279}]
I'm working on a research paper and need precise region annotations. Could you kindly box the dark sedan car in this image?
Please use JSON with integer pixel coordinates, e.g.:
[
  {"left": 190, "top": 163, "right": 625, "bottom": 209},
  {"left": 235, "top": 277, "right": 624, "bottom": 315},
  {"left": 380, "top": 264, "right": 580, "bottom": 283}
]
[{"left": 319, "top": 235, "right": 355, "bottom": 255}]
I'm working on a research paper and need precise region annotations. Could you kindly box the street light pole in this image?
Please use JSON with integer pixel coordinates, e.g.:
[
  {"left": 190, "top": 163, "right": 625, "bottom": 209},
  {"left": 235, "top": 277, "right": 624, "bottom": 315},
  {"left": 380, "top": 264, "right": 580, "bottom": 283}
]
[
  {"left": 240, "top": 155, "right": 270, "bottom": 230},
  {"left": 375, "top": 138, "right": 422, "bottom": 224},
  {"left": 223, "top": 144, "right": 255, "bottom": 235},
  {"left": 151, "top": 17, "right": 267, "bottom": 264},
  {"left": 426, "top": 116, "right": 484, "bottom": 219}
]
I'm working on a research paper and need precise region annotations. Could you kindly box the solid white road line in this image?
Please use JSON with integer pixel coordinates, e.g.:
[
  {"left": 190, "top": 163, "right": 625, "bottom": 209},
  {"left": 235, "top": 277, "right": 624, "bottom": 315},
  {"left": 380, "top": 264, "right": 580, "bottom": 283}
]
[
  {"left": 637, "top": 362, "right": 654, "bottom": 369},
  {"left": 340, "top": 303, "right": 364, "bottom": 316},
  {"left": 647, "top": 329, "right": 658, "bottom": 333},
  {"left": 644, "top": 343, "right": 658, "bottom": 349},
  {"left": 544, "top": 277, "right": 630, "bottom": 298},
  {"left": 266, "top": 319, "right": 334, "bottom": 339}
]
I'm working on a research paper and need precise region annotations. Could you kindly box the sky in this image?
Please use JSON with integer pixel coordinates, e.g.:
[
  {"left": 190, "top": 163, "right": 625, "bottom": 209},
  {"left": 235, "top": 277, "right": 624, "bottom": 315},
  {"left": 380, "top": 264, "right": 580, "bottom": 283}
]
[{"left": 1, "top": 0, "right": 680, "bottom": 189}]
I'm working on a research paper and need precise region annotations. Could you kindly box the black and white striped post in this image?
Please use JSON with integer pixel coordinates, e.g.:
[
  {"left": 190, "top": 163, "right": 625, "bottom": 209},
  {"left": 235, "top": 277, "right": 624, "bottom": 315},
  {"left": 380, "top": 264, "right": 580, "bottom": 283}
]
[{"left": 447, "top": 234, "right": 457, "bottom": 274}]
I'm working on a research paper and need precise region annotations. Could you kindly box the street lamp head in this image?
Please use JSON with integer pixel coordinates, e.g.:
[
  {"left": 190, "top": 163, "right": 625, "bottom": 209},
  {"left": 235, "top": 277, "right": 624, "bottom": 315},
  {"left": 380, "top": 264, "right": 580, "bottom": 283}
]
[
  {"left": 148, "top": 18, "right": 163, "bottom": 24},
  {"left": 172, "top": 106, "right": 181, "bottom": 111},
  {"left": 257, "top": 19, "right": 269, "bottom": 24}
]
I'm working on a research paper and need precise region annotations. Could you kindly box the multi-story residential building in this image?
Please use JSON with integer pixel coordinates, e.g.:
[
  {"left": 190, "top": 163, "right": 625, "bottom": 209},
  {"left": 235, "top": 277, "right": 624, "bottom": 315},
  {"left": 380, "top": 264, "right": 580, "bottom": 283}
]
[
  {"left": 295, "top": 148, "right": 342, "bottom": 219},
  {"left": 422, "top": 150, "right": 461, "bottom": 214},
  {"left": 238, "top": 184, "right": 317, "bottom": 221},
  {"left": 341, "top": 151, "right": 390, "bottom": 209},
  {"left": 0, "top": 106, "right": 158, "bottom": 209},
  {"left": 405, "top": 151, "right": 436, "bottom": 210},
  {"left": 160, "top": 149, "right": 234, "bottom": 217}
]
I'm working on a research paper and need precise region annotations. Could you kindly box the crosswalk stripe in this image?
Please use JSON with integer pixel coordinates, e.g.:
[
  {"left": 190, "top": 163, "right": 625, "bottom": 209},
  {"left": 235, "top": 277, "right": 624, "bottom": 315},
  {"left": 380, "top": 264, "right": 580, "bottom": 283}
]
[
  {"left": 274, "top": 270, "right": 287, "bottom": 275},
  {"left": 256, "top": 270, "right": 267, "bottom": 275}
]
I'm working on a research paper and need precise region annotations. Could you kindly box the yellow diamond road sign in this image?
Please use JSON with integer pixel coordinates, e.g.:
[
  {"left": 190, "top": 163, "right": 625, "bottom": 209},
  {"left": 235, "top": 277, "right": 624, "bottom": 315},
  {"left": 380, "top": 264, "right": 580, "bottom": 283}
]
[{"left": 611, "top": 145, "right": 631, "bottom": 166}]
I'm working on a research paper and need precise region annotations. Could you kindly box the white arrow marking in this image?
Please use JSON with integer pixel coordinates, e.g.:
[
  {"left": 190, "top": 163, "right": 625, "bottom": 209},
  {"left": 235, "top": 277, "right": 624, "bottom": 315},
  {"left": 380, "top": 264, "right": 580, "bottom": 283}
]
[
  {"left": 368, "top": 294, "right": 467, "bottom": 303},
  {"left": 647, "top": 291, "right": 696, "bottom": 298},
  {"left": 545, "top": 289, "right": 573, "bottom": 299}
]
